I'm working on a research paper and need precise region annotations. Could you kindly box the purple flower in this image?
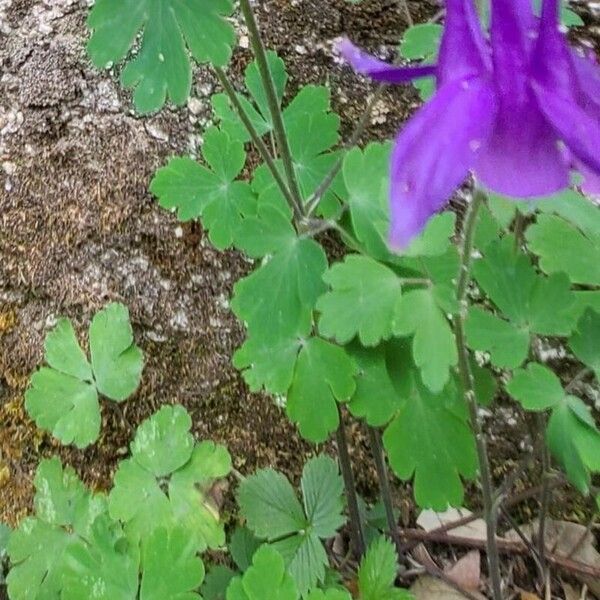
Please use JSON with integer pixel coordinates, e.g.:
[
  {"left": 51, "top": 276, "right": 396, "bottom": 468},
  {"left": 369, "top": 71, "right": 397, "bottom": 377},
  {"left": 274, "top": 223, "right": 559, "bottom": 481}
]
[{"left": 339, "top": 0, "right": 600, "bottom": 249}]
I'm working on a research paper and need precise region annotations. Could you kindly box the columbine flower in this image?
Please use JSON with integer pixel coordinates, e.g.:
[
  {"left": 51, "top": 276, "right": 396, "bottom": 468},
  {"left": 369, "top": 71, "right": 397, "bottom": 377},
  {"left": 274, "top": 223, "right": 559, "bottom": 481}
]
[{"left": 339, "top": 0, "right": 600, "bottom": 249}]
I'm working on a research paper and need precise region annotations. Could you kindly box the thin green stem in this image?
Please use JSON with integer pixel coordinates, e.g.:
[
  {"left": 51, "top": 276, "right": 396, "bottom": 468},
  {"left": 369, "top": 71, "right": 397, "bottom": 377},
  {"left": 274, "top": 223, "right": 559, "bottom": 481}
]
[
  {"left": 336, "top": 405, "right": 366, "bottom": 558},
  {"left": 367, "top": 426, "right": 403, "bottom": 559},
  {"left": 213, "top": 67, "right": 299, "bottom": 218},
  {"left": 238, "top": 0, "right": 304, "bottom": 216},
  {"left": 454, "top": 188, "right": 503, "bottom": 600}
]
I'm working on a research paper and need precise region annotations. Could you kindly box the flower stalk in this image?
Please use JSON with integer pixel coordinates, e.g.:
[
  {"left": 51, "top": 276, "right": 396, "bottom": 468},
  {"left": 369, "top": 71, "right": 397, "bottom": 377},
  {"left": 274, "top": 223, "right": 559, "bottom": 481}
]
[
  {"left": 454, "top": 188, "right": 503, "bottom": 600},
  {"left": 238, "top": 0, "right": 305, "bottom": 218},
  {"left": 336, "top": 405, "right": 366, "bottom": 558},
  {"left": 213, "top": 67, "right": 299, "bottom": 218}
]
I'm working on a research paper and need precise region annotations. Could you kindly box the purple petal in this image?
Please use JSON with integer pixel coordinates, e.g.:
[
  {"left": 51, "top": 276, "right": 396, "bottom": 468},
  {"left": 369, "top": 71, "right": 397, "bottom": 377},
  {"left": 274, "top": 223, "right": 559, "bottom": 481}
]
[
  {"left": 389, "top": 77, "right": 497, "bottom": 249},
  {"left": 577, "top": 160, "right": 600, "bottom": 197},
  {"left": 532, "top": 83, "right": 600, "bottom": 175},
  {"left": 571, "top": 48, "right": 600, "bottom": 112},
  {"left": 490, "top": 0, "right": 531, "bottom": 95},
  {"left": 530, "top": 0, "right": 600, "bottom": 175},
  {"left": 474, "top": 91, "right": 569, "bottom": 196},
  {"left": 337, "top": 39, "right": 437, "bottom": 84},
  {"left": 438, "top": 0, "right": 491, "bottom": 85}
]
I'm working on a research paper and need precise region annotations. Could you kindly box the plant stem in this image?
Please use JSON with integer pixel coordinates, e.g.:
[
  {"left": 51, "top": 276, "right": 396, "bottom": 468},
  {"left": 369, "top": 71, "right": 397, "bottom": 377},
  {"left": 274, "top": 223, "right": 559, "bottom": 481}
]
[
  {"left": 536, "top": 414, "right": 552, "bottom": 582},
  {"left": 305, "top": 87, "right": 385, "bottom": 216},
  {"left": 238, "top": 0, "right": 304, "bottom": 215},
  {"left": 454, "top": 188, "right": 504, "bottom": 600},
  {"left": 367, "top": 426, "right": 403, "bottom": 558},
  {"left": 336, "top": 405, "right": 366, "bottom": 558},
  {"left": 213, "top": 67, "right": 300, "bottom": 219}
]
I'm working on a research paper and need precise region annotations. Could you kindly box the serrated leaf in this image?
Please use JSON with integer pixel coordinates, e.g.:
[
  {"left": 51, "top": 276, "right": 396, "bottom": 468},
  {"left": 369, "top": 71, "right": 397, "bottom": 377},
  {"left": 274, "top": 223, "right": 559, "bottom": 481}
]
[
  {"left": 526, "top": 214, "right": 600, "bottom": 286},
  {"left": 87, "top": 0, "right": 235, "bottom": 113},
  {"left": 306, "top": 590, "right": 352, "bottom": 600},
  {"left": 231, "top": 239, "right": 328, "bottom": 344},
  {"left": 569, "top": 309, "right": 600, "bottom": 380},
  {"left": 62, "top": 515, "right": 139, "bottom": 600},
  {"left": 239, "top": 457, "right": 344, "bottom": 595},
  {"left": 358, "top": 537, "right": 410, "bottom": 600},
  {"left": 465, "top": 307, "right": 529, "bottom": 369},
  {"left": 301, "top": 455, "right": 345, "bottom": 538},
  {"left": 226, "top": 545, "right": 298, "bottom": 600},
  {"left": 238, "top": 470, "right": 307, "bottom": 539},
  {"left": 140, "top": 527, "right": 204, "bottom": 600},
  {"left": 90, "top": 302, "right": 143, "bottom": 402},
  {"left": 131, "top": 404, "right": 194, "bottom": 477},
  {"left": 151, "top": 128, "right": 254, "bottom": 249},
  {"left": 347, "top": 344, "right": 403, "bottom": 427},
  {"left": 393, "top": 288, "right": 457, "bottom": 393},
  {"left": 317, "top": 255, "right": 403, "bottom": 346},
  {"left": 287, "top": 337, "right": 357, "bottom": 442},
  {"left": 230, "top": 527, "right": 261, "bottom": 572},
  {"left": 25, "top": 367, "right": 100, "bottom": 448},
  {"left": 383, "top": 373, "right": 477, "bottom": 509},
  {"left": 202, "top": 565, "right": 236, "bottom": 600},
  {"left": 506, "top": 363, "right": 565, "bottom": 410},
  {"left": 7, "top": 518, "right": 71, "bottom": 600}
]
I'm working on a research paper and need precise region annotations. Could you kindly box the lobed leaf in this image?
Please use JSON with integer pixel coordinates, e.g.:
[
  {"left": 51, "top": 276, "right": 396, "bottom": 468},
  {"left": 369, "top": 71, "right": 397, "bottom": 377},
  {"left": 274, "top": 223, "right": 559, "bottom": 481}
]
[{"left": 87, "top": 0, "right": 236, "bottom": 113}]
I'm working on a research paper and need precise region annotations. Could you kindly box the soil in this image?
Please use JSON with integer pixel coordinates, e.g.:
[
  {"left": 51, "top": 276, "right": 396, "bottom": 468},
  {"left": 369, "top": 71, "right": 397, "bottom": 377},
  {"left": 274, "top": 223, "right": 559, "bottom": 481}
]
[{"left": 1, "top": 0, "right": 600, "bottom": 596}]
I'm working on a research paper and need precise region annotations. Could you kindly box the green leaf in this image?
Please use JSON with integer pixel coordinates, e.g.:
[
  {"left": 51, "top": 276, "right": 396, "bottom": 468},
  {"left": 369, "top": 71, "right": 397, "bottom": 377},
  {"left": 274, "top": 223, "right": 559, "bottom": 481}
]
[
  {"left": 287, "top": 337, "right": 357, "bottom": 442},
  {"left": 230, "top": 526, "right": 261, "bottom": 572},
  {"left": 7, "top": 518, "right": 71, "bottom": 600},
  {"left": 317, "top": 255, "right": 403, "bottom": 346},
  {"left": 140, "top": 527, "right": 204, "bottom": 600},
  {"left": 343, "top": 143, "right": 393, "bottom": 261},
  {"left": 151, "top": 128, "right": 254, "bottom": 249},
  {"left": 108, "top": 458, "right": 172, "bottom": 537},
  {"left": 45, "top": 318, "right": 92, "bottom": 381},
  {"left": 25, "top": 367, "right": 100, "bottom": 448},
  {"left": 239, "top": 457, "right": 344, "bottom": 595},
  {"left": 547, "top": 396, "right": 600, "bottom": 494},
  {"left": 393, "top": 288, "right": 457, "bottom": 393},
  {"left": 233, "top": 330, "right": 304, "bottom": 395},
  {"left": 301, "top": 455, "right": 346, "bottom": 539},
  {"left": 469, "top": 238, "right": 577, "bottom": 367},
  {"left": 212, "top": 52, "right": 287, "bottom": 142},
  {"left": 569, "top": 309, "right": 600, "bottom": 380},
  {"left": 202, "top": 565, "right": 237, "bottom": 600},
  {"left": 87, "top": 0, "right": 235, "bottom": 113},
  {"left": 506, "top": 363, "right": 565, "bottom": 411},
  {"left": 89, "top": 302, "right": 143, "bottom": 402},
  {"left": 238, "top": 470, "right": 307, "bottom": 540},
  {"left": 399, "top": 23, "right": 443, "bottom": 59},
  {"left": 403, "top": 213, "right": 456, "bottom": 258},
  {"left": 62, "top": 515, "right": 139, "bottom": 600},
  {"left": 168, "top": 441, "right": 232, "bottom": 551},
  {"left": 358, "top": 537, "right": 410, "bottom": 600},
  {"left": 231, "top": 239, "right": 328, "bottom": 344},
  {"left": 465, "top": 307, "right": 529, "bottom": 369},
  {"left": 306, "top": 590, "right": 352, "bottom": 600},
  {"left": 347, "top": 344, "right": 403, "bottom": 427},
  {"left": 383, "top": 372, "right": 477, "bottom": 509},
  {"left": 526, "top": 214, "right": 600, "bottom": 286},
  {"left": 130, "top": 404, "right": 195, "bottom": 477},
  {"left": 225, "top": 545, "right": 298, "bottom": 600},
  {"left": 109, "top": 407, "right": 230, "bottom": 551}
]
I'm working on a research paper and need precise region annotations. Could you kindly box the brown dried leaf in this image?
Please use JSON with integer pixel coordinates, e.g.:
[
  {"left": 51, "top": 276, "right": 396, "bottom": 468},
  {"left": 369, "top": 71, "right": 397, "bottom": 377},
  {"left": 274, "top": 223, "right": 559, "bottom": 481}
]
[
  {"left": 445, "top": 550, "right": 481, "bottom": 591},
  {"left": 417, "top": 507, "right": 488, "bottom": 541},
  {"left": 410, "top": 576, "right": 487, "bottom": 600}
]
